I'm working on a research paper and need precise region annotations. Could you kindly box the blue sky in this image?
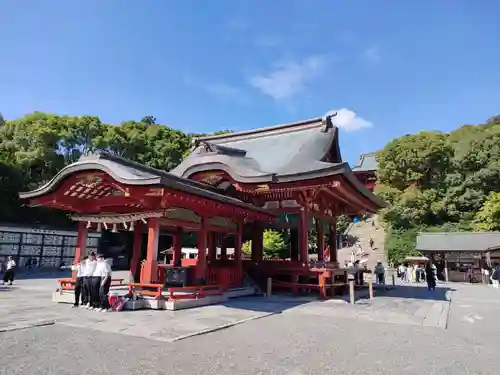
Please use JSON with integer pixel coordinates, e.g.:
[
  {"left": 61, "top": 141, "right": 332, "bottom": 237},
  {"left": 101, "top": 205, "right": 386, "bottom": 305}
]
[{"left": 1, "top": 1, "right": 499, "bottom": 165}]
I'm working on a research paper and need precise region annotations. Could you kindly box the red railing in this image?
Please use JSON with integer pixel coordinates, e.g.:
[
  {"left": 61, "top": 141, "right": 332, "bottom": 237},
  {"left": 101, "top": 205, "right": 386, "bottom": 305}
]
[
  {"left": 57, "top": 278, "right": 125, "bottom": 291},
  {"left": 128, "top": 283, "right": 164, "bottom": 299},
  {"left": 167, "top": 285, "right": 223, "bottom": 301},
  {"left": 207, "top": 267, "right": 243, "bottom": 289},
  {"left": 128, "top": 283, "right": 223, "bottom": 301}
]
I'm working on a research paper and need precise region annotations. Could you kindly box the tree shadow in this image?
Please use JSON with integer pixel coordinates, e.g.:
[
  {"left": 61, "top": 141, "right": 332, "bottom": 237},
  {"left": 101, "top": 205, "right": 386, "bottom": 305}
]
[
  {"left": 348, "top": 284, "right": 455, "bottom": 303},
  {"left": 218, "top": 294, "right": 323, "bottom": 314}
]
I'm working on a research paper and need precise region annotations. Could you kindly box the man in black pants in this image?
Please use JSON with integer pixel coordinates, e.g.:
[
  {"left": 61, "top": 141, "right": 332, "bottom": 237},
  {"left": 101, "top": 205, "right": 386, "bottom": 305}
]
[
  {"left": 83, "top": 252, "right": 97, "bottom": 309},
  {"left": 93, "top": 254, "right": 112, "bottom": 312},
  {"left": 71, "top": 256, "right": 87, "bottom": 307}
]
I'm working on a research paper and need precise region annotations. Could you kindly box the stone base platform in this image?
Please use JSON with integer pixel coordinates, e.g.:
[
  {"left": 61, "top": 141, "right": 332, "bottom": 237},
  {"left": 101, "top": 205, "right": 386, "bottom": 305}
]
[{"left": 52, "top": 286, "right": 258, "bottom": 311}]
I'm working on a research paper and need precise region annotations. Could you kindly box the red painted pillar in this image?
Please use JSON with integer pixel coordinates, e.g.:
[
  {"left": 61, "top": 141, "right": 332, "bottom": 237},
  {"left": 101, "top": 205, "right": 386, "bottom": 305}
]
[
  {"left": 316, "top": 219, "right": 324, "bottom": 262},
  {"left": 141, "top": 217, "right": 160, "bottom": 283},
  {"left": 329, "top": 219, "right": 338, "bottom": 264},
  {"left": 251, "top": 226, "right": 264, "bottom": 262},
  {"left": 196, "top": 217, "right": 207, "bottom": 283},
  {"left": 299, "top": 207, "right": 309, "bottom": 264},
  {"left": 235, "top": 222, "right": 243, "bottom": 265},
  {"left": 130, "top": 222, "right": 143, "bottom": 280},
  {"left": 221, "top": 234, "right": 227, "bottom": 262},
  {"left": 172, "top": 227, "right": 182, "bottom": 266},
  {"left": 73, "top": 222, "right": 88, "bottom": 279},
  {"left": 207, "top": 232, "right": 216, "bottom": 262}
]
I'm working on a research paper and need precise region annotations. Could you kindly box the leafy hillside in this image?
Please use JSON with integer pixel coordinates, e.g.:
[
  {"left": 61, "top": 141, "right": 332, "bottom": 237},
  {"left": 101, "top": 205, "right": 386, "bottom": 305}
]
[
  {"left": 376, "top": 115, "right": 500, "bottom": 263},
  {"left": 0, "top": 112, "right": 213, "bottom": 226}
]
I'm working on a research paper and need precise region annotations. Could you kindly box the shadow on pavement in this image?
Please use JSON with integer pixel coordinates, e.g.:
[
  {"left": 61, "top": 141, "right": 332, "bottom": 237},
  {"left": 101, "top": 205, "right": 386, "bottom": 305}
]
[
  {"left": 368, "top": 284, "right": 454, "bottom": 302},
  {"left": 220, "top": 294, "right": 321, "bottom": 314}
]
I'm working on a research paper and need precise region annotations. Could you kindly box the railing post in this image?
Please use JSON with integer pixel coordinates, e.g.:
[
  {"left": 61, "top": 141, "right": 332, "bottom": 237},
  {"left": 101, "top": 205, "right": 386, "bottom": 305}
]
[
  {"left": 266, "top": 277, "right": 272, "bottom": 297},
  {"left": 349, "top": 279, "right": 355, "bottom": 305},
  {"left": 368, "top": 279, "right": 374, "bottom": 299}
]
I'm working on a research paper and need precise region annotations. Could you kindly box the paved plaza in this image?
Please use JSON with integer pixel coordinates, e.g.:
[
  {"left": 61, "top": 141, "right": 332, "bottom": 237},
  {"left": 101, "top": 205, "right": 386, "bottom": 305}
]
[{"left": 1, "top": 277, "right": 499, "bottom": 374}]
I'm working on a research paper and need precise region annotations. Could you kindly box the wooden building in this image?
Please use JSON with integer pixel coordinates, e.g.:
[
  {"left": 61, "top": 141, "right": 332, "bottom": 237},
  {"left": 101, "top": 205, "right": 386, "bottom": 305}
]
[
  {"left": 416, "top": 232, "right": 500, "bottom": 282},
  {"left": 19, "top": 114, "right": 386, "bottom": 293},
  {"left": 352, "top": 152, "right": 378, "bottom": 191}
]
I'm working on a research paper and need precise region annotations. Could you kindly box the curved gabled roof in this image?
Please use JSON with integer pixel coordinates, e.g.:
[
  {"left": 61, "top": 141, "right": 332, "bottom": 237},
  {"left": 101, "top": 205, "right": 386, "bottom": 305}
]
[
  {"left": 171, "top": 115, "right": 343, "bottom": 183},
  {"left": 18, "top": 152, "right": 273, "bottom": 215},
  {"left": 352, "top": 152, "right": 378, "bottom": 172}
]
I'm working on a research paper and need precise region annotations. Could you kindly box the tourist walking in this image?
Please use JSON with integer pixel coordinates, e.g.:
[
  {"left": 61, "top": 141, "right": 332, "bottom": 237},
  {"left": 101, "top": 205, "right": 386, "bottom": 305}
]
[
  {"left": 491, "top": 263, "right": 500, "bottom": 288},
  {"left": 2, "top": 256, "right": 16, "bottom": 285},
  {"left": 71, "top": 256, "right": 87, "bottom": 307},
  {"left": 425, "top": 261, "right": 437, "bottom": 291},
  {"left": 374, "top": 261, "right": 385, "bottom": 284},
  {"left": 405, "top": 264, "right": 413, "bottom": 283}
]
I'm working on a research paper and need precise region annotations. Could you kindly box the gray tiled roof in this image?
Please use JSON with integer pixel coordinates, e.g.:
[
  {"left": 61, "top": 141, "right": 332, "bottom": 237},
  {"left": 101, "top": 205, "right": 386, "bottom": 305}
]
[
  {"left": 416, "top": 232, "right": 500, "bottom": 252},
  {"left": 352, "top": 152, "right": 378, "bottom": 172},
  {"left": 170, "top": 115, "right": 386, "bottom": 210},
  {"left": 171, "top": 116, "right": 344, "bottom": 183},
  {"left": 18, "top": 152, "right": 272, "bottom": 215}
]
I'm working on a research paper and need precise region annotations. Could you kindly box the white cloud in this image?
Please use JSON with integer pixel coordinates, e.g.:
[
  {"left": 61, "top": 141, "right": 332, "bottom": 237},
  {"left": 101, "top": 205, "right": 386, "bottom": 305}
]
[
  {"left": 363, "top": 47, "right": 381, "bottom": 64},
  {"left": 249, "top": 55, "right": 330, "bottom": 100},
  {"left": 326, "top": 108, "right": 373, "bottom": 132}
]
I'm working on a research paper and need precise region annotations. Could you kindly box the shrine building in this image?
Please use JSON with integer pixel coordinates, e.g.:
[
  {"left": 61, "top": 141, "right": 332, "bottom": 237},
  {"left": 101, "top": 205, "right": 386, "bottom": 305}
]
[
  {"left": 352, "top": 152, "right": 378, "bottom": 191},
  {"left": 19, "top": 114, "right": 386, "bottom": 296}
]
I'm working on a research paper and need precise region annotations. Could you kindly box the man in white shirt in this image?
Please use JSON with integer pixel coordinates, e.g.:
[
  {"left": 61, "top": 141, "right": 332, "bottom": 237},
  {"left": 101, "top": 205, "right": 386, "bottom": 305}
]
[
  {"left": 2, "top": 256, "right": 16, "bottom": 285},
  {"left": 83, "top": 252, "right": 98, "bottom": 309},
  {"left": 71, "top": 256, "right": 87, "bottom": 307},
  {"left": 92, "top": 254, "right": 112, "bottom": 312}
]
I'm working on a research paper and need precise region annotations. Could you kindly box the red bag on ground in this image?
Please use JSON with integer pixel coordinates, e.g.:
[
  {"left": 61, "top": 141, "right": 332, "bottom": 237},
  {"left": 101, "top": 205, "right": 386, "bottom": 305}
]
[{"left": 108, "top": 295, "right": 127, "bottom": 311}]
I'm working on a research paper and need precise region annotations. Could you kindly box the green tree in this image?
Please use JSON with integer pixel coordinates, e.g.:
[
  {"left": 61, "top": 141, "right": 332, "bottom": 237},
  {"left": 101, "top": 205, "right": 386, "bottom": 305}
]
[
  {"left": 241, "top": 230, "right": 287, "bottom": 259},
  {"left": 385, "top": 228, "right": 420, "bottom": 265},
  {"left": 263, "top": 230, "right": 287, "bottom": 259},
  {"left": 473, "top": 192, "right": 500, "bottom": 231}
]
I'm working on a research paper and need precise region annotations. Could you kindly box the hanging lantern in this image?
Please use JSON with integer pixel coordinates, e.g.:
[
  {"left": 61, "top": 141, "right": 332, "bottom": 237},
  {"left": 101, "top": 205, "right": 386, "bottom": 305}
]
[
  {"left": 96, "top": 223, "right": 102, "bottom": 232},
  {"left": 86, "top": 221, "right": 91, "bottom": 229},
  {"left": 122, "top": 222, "right": 128, "bottom": 230},
  {"left": 103, "top": 223, "right": 108, "bottom": 230},
  {"left": 112, "top": 223, "right": 118, "bottom": 233},
  {"left": 129, "top": 221, "right": 135, "bottom": 232}
]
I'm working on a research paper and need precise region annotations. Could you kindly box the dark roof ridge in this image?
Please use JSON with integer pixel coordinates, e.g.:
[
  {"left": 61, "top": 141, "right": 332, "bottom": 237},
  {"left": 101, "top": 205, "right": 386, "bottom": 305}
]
[
  {"left": 79, "top": 151, "right": 222, "bottom": 193},
  {"left": 194, "top": 114, "right": 336, "bottom": 145}
]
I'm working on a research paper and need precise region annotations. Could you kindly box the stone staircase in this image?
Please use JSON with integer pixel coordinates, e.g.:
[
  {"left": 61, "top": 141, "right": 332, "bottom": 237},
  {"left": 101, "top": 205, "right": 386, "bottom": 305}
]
[{"left": 337, "top": 215, "right": 387, "bottom": 270}]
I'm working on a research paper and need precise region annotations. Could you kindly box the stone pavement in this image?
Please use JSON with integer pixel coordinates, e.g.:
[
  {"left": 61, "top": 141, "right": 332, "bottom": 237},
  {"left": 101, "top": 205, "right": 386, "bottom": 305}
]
[
  {"left": 1, "top": 277, "right": 500, "bottom": 374},
  {"left": 0, "top": 279, "right": 298, "bottom": 342},
  {"left": 286, "top": 283, "right": 451, "bottom": 329},
  {"left": 0, "top": 277, "right": 451, "bottom": 340}
]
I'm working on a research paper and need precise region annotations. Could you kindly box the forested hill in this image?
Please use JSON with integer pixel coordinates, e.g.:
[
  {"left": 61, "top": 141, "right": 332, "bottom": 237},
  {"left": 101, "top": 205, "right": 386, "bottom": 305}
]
[
  {"left": 376, "top": 115, "right": 500, "bottom": 263},
  {"left": 0, "top": 112, "right": 230, "bottom": 227}
]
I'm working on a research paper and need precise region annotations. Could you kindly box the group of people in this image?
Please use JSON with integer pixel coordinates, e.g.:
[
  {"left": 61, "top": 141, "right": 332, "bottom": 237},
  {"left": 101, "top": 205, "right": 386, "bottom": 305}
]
[
  {"left": 397, "top": 262, "right": 438, "bottom": 290},
  {"left": 71, "top": 252, "right": 113, "bottom": 312}
]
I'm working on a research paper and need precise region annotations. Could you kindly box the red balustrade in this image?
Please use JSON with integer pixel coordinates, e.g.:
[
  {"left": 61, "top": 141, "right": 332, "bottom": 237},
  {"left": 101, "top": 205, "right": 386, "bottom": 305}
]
[{"left": 207, "top": 267, "right": 243, "bottom": 290}]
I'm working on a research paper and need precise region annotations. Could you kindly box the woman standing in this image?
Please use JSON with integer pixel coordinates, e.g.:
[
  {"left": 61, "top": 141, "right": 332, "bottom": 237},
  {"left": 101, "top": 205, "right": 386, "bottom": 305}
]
[{"left": 425, "top": 261, "right": 437, "bottom": 291}]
